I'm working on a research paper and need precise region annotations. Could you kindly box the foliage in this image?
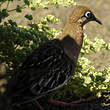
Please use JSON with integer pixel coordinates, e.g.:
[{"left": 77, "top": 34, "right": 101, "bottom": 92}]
[
  {"left": 30, "top": 0, "right": 76, "bottom": 9},
  {"left": 0, "top": 0, "right": 110, "bottom": 109},
  {"left": 81, "top": 34, "right": 110, "bottom": 56},
  {"left": 0, "top": 17, "right": 60, "bottom": 72}
]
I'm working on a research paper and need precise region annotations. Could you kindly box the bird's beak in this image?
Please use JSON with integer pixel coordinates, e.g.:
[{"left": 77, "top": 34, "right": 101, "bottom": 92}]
[{"left": 93, "top": 17, "right": 102, "bottom": 25}]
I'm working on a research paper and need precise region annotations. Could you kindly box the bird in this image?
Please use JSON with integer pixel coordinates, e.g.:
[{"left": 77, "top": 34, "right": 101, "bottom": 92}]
[{"left": 8, "top": 5, "right": 102, "bottom": 110}]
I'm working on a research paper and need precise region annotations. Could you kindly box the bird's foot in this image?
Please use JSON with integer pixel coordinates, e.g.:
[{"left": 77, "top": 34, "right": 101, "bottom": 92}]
[
  {"left": 48, "top": 99, "right": 86, "bottom": 106},
  {"left": 34, "top": 100, "right": 44, "bottom": 110}
]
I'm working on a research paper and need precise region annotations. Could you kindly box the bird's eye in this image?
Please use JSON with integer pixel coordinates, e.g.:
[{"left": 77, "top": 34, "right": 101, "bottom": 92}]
[{"left": 85, "top": 11, "right": 91, "bottom": 18}]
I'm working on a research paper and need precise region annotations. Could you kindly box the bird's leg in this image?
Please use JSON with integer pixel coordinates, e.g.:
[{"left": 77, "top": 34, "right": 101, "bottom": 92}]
[
  {"left": 48, "top": 98, "right": 86, "bottom": 106},
  {"left": 34, "top": 100, "right": 44, "bottom": 110}
]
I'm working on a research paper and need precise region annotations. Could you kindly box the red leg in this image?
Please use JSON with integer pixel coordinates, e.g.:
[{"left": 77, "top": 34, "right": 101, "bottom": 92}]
[
  {"left": 34, "top": 100, "right": 44, "bottom": 110},
  {"left": 48, "top": 99, "right": 86, "bottom": 106}
]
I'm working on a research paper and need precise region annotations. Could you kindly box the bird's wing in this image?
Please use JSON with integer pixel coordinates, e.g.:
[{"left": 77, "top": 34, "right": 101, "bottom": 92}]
[{"left": 13, "top": 39, "right": 75, "bottom": 104}]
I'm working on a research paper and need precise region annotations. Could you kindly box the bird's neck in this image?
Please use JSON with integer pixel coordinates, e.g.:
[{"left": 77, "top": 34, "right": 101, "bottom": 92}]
[{"left": 57, "top": 23, "right": 84, "bottom": 63}]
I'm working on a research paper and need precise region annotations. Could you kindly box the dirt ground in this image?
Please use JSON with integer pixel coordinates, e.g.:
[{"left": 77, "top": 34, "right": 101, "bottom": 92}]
[{"left": 2, "top": 0, "right": 110, "bottom": 70}]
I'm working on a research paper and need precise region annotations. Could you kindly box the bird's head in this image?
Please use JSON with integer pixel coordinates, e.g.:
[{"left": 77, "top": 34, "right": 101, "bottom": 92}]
[{"left": 69, "top": 6, "right": 102, "bottom": 26}]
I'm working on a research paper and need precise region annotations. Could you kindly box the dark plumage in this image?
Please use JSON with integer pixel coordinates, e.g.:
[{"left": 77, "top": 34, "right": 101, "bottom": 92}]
[
  {"left": 0, "top": 93, "right": 12, "bottom": 110},
  {"left": 8, "top": 5, "right": 102, "bottom": 109},
  {"left": 11, "top": 39, "right": 75, "bottom": 104}
]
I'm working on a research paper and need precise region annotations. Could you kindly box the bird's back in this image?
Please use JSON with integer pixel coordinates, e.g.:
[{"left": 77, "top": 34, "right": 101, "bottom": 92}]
[{"left": 10, "top": 39, "right": 76, "bottom": 104}]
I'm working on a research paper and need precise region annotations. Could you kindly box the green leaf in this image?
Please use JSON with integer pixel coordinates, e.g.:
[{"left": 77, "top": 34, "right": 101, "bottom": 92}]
[
  {"left": 25, "top": 14, "right": 33, "bottom": 20},
  {"left": 31, "top": 7, "right": 36, "bottom": 11},
  {"left": 16, "top": 5, "right": 22, "bottom": 13},
  {"left": 8, "top": 19, "right": 17, "bottom": 26},
  {"left": 1, "top": 9, "right": 9, "bottom": 18},
  {"left": 24, "top": 0, "right": 30, "bottom": 6}
]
